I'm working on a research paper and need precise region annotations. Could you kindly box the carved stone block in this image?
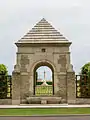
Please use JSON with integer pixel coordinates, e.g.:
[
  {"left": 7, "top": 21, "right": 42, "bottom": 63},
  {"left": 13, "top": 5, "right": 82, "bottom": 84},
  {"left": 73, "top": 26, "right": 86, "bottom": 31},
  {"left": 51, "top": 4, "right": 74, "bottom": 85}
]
[
  {"left": 20, "top": 55, "right": 29, "bottom": 72},
  {"left": 58, "top": 55, "right": 66, "bottom": 72}
]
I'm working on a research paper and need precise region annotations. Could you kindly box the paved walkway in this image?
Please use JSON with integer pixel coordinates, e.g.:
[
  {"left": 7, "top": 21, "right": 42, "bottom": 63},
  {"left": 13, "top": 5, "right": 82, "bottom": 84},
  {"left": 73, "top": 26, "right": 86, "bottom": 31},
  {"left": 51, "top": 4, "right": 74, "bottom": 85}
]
[
  {"left": 0, "top": 104, "right": 90, "bottom": 108},
  {"left": 0, "top": 116, "right": 90, "bottom": 120}
]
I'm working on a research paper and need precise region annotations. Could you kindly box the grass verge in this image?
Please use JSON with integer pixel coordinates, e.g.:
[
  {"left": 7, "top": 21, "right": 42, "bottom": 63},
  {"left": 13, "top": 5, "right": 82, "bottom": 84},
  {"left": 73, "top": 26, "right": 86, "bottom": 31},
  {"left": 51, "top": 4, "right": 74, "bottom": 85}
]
[{"left": 0, "top": 108, "right": 90, "bottom": 116}]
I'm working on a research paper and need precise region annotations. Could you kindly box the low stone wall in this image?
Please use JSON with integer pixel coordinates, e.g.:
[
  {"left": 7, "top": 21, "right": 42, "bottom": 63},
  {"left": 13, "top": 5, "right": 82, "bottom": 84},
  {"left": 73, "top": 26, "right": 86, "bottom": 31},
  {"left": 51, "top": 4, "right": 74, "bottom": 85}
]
[
  {"left": 25, "top": 97, "right": 62, "bottom": 104},
  {"left": 76, "top": 98, "right": 90, "bottom": 104},
  {"left": 0, "top": 99, "right": 12, "bottom": 105},
  {"left": 1, "top": 98, "right": 90, "bottom": 105},
  {"left": 68, "top": 98, "right": 90, "bottom": 104}
]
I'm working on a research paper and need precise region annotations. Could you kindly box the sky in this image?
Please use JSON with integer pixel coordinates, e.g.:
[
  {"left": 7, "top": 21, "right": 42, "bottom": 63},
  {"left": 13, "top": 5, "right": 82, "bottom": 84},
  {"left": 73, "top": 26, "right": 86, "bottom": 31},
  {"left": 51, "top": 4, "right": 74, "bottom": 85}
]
[
  {"left": 0, "top": 0, "right": 90, "bottom": 74},
  {"left": 36, "top": 66, "right": 52, "bottom": 81}
]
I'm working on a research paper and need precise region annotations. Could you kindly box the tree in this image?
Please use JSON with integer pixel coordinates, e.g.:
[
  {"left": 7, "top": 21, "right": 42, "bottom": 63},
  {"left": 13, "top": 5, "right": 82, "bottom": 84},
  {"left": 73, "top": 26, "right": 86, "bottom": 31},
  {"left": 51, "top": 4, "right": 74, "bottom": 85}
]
[
  {"left": 80, "top": 62, "right": 90, "bottom": 97},
  {"left": 0, "top": 64, "right": 8, "bottom": 98},
  {"left": 0, "top": 64, "right": 8, "bottom": 75},
  {"left": 81, "top": 62, "right": 90, "bottom": 75}
]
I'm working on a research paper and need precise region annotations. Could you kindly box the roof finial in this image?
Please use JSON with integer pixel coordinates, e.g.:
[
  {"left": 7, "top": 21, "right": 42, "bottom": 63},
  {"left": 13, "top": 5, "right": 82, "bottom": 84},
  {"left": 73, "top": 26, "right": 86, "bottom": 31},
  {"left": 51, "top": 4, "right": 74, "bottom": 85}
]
[{"left": 41, "top": 18, "right": 46, "bottom": 21}]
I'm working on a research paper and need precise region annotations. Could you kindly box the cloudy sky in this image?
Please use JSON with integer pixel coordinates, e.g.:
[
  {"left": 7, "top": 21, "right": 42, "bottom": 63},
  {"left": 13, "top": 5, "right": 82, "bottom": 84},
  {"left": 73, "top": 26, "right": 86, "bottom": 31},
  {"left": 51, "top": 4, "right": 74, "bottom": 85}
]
[
  {"left": 36, "top": 66, "right": 52, "bottom": 81},
  {"left": 0, "top": 0, "right": 90, "bottom": 74}
]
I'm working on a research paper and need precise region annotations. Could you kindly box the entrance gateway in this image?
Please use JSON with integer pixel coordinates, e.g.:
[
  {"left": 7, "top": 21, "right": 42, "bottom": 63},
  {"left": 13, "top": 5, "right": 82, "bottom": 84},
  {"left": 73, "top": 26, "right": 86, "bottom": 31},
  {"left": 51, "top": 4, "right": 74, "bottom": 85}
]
[{"left": 12, "top": 18, "right": 76, "bottom": 105}]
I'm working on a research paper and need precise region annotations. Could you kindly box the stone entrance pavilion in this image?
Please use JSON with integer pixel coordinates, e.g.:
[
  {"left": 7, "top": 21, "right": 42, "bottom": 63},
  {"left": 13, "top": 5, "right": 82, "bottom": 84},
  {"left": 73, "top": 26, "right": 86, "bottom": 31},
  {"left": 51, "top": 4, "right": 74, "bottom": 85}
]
[{"left": 12, "top": 18, "right": 76, "bottom": 105}]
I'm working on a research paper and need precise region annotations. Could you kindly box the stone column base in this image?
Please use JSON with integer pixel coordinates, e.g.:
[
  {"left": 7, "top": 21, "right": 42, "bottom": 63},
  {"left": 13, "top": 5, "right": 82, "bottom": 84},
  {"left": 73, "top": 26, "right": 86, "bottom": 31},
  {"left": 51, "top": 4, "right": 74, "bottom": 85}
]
[
  {"left": 68, "top": 99, "right": 76, "bottom": 104},
  {"left": 12, "top": 100, "right": 20, "bottom": 105}
]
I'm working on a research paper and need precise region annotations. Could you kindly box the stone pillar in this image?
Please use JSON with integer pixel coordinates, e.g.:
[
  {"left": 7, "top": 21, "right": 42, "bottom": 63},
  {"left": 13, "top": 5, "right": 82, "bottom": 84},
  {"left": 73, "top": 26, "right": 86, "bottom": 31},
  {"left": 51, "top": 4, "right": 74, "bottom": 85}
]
[
  {"left": 29, "top": 73, "right": 34, "bottom": 95},
  {"left": 20, "top": 73, "right": 30, "bottom": 102},
  {"left": 54, "top": 72, "right": 59, "bottom": 95},
  {"left": 12, "top": 65, "right": 20, "bottom": 105},
  {"left": 67, "top": 64, "right": 76, "bottom": 104},
  {"left": 56, "top": 73, "right": 67, "bottom": 103}
]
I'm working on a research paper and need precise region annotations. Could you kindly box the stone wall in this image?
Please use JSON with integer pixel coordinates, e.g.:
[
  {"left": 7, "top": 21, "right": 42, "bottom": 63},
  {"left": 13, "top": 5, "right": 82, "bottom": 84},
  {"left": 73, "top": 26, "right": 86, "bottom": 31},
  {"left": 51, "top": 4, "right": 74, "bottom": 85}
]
[
  {"left": 75, "top": 98, "right": 90, "bottom": 104},
  {"left": 0, "top": 99, "right": 12, "bottom": 105},
  {"left": 26, "top": 97, "right": 62, "bottom": 104}
]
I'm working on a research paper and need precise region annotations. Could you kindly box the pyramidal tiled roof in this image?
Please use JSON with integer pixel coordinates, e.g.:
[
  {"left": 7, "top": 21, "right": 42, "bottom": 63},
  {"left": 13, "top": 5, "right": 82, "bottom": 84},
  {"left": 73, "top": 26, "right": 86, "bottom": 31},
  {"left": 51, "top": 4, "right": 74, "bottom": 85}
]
[{"left": 17, "top": 18, "right": 70, "bottom": 44}]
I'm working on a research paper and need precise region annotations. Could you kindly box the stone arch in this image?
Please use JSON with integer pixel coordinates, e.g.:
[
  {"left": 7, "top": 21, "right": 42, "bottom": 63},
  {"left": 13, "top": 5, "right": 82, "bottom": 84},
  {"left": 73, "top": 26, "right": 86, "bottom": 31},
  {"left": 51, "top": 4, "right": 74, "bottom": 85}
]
[
  {"left": 31, "top": 59, "right": 56, "bottom": 95},
  {"left": 31, "top": 59, "right": 56, "bottom": 74}
]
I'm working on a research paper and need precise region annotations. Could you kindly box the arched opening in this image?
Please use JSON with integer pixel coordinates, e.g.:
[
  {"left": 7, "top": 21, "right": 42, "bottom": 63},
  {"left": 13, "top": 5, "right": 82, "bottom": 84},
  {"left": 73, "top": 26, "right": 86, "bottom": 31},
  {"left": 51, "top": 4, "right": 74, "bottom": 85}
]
[{"left": 33, "top": 62, "right": 54, "bottom": 96}]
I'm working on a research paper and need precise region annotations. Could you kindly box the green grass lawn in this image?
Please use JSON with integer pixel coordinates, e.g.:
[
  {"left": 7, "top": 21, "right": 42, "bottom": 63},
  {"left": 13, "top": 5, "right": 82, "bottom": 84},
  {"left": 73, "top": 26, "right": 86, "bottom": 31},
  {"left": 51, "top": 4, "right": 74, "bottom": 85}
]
[{"left": 0, "top": 108, "right": 90, "bottom": 116}]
